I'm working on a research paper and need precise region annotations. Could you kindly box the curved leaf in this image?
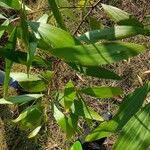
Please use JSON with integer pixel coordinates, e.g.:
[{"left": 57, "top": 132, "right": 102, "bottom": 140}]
[
  {"left": 80, "top": 87, "right": 123, "bottom": 98},
  {"left": 49, "top": 42, "right": 146, "bottom": 66},
  {"left": 114, "top": 104, "right": 150, "bottom": 150}
]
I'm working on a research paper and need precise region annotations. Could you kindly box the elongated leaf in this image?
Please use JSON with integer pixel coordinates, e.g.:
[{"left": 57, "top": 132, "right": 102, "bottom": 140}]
[
  {"left": 4, "top": 28, "right": 17, "bottom": 97},
  {"left": 71, "top": 99, "right": 104, "bottom": 121},
  {"left": 48, "top": 42, "right": 146, "bottom": 66},
  {"left": 37, "top": 14, "right": 49, "bottom": 23},
  {"left": 54, "top": 105, "right": 78, "bottom": 138},
  {"left": 114, "top": 103, "right": 150, "bottom": 150},
  {"left": 48, "top": 0, "right": 66, "bottom": 30},
  {"left": 10, "top": 72, "right": 47, "bottom": 93},
  {"left": 0, "top": 94, "right": 43, "bottom": 104},
  {"left": 29, "top": 22, "right": 79, "bottom": 48},
  {"left": 102, "top": 4, "right": 143, "bottom": 27},
  {"left": 0, "top": 47, "right": 51, "bottom": 68},
  {"left": 28, "top": 125, "right": 42, "bottom": 138},
  {"left": 85, "top": 82, "right": 150, "bottom": 141},
  {"left": 0, "top": 0, "right": 20, "bottom": 10},
  {"left": 64, "top": 80, "right": 76, "bottom": 110},
  {"left": 70, "top": 141, "right": 83, "bottom": 150},
  {"left": 68, "top": 63, "right": 122, "bottom": 80},
  {"left": 80, "top": 87, "right": 123, "bottom": 98},
  {"left": 78, "top": 26, "right": 146, "bottom": 43}
]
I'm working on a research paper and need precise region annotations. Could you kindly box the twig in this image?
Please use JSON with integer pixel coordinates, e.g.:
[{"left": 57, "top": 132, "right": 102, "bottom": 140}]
[{"left": 73, "top": 0, "right": 102, "bottom": 35}]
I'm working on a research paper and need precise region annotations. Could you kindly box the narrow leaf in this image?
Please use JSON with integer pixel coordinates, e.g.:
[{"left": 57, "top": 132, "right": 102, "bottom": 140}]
[
  {"left": 102, "top": 4, "right": 143, "bottom": 27},
  {"left": 48, "top": 42, "right": 146, "bottom": 66},
  {"left": 28, "top": 126, "right": 42, "bottom": 138},
  {"left": 0, "top": 94, "right": 43, "bottom": 104},
  {"left": 80, "top": 87, "right": 123, "bottom": 98},
  {"left": 48, "top": 0, "right": 67, "bottom": 30},
  {"left": 0, "top": 0, "right": 20, "bottom": 10},
  {"left": 78, "top": 26, "right": 146, "bottom": 43},
  {"left": 68, "top": 63, "right": 122, "bottom": 80},
  {"left": 64, "top": 80, "right": 76, "bottom": 110}
]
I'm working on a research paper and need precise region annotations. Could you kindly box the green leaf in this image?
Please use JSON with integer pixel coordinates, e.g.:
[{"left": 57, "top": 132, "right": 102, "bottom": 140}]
[
  {"left": 64, "top": 80, "right": 76, "bottom": 110},
  {"left": 80, "top": 86, "right": 123, "bottom": 98},
  {"left": 0, "top": 0, "right": 20, "bottom": 10},
  {"left": 102, "top": 4, "right": 143, "bottom": 27},
  {"left": 78, "top": 26, "right": 146, "bottom": 43},
  {"left": 17, "top": 105, "right": 43, "bottom": 130},
  {"left": 0, "top": 94, "right": 43, "bottom": 104},
  {"left": 4, "top": 28, "right": 17, "bottom": 97},
  {"left": 0, "top": 19, "right": 9, "bottom": 38},
  {"left": 89, "top": 17, "right": 103, "bottom": 30},
  {"left": 48, "top": 42, "right": 146, "bottom": 66},
  {"left": 54, "top": 105, "right": 78, "bottom": 138},
  {"left": 48, "top": 0, "right": 67, "bottom": 30},
  {"left": 68, "top": 63, "right": 122, "bottom": 80},
  {"left": 29, "top": 22, "right": 79, "bottom": 48},
  {"left": 113, "top": 104, "right": 150, "bottom": 150},
  {"left": 37, "top": 14, "right": 49, "bottom": 23},
  {"left": 71, "top": 99, "right": 104, "bottom": 121},
  {"left": 10, "top": 72, "right": 47, "bottom": 93},
  {"left": 85, "top": 82, "right": 150, "bottom": 141},
  {"left": 70, "top": 141, "right": 83, "bottom": 150},
  {"left": 28, "top": 125, "right": 42, "bottom": 138},
  {"left": 0, "top": 47, "right": 51, "bottom": 68}
]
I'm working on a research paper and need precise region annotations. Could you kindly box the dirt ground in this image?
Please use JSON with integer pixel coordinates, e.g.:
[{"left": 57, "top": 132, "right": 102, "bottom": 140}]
[{"left": 0, "top": 0, "right": 150, "bottom": 150}]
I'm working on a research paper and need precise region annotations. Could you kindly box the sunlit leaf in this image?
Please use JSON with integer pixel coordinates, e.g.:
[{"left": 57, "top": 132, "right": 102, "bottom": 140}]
[
  {"left": 78, "top": 26, "right": 148, "bottom": 43},
  {"left": 28, "top": 125, "right": 42, "bottom": 138},
  {"left": 80, "top": 86, "right": 123, "bottom": 98},
  {"left": 29, "top": 22, "right": 79, "bottom": 48},
  {"left": 10, "top": 72, "right": 47, "bottom": 93},
  {"left": 70, "top": 141, "right": 83, "bottom": 150},
  {"left": 48, "top": 42, "right": 146, "bottom": 66},
  {"left": 102, "top": 4, "right": 143, "bottom": 27},
  {"left": 54, "top": 105, "right": 78, "bottom": 138}
]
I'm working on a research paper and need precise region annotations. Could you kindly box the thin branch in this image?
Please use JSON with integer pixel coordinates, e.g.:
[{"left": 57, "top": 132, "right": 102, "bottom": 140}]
[{"left": 73, "top": 0, "right": 102, "bottom": 35}]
